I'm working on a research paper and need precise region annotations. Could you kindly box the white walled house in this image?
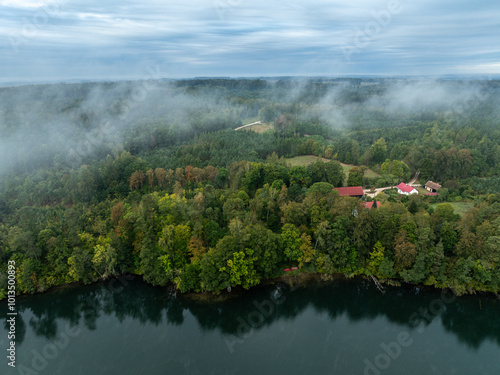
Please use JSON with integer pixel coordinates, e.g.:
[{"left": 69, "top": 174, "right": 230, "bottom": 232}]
[{"left": 396, "top": 182, "right": 418, "bottom": 195}]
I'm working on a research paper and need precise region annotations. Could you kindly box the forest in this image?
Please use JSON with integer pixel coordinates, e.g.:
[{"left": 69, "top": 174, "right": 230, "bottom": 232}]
[{"left": 1, "top": 77, "right": 500, "bottom": 298}]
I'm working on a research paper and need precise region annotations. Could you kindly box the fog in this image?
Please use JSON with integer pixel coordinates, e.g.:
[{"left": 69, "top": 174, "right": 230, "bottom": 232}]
[
  {"left": 0, "top": 77, "right": 498, "bottom": 177},
  {"left": 271, "top": 77, "right": 498, "bottom": 129},
  {"left": 0, "top": 79, "right": 244, "bottom": 175},
  {"left": 365, "top": 79, "right": 496, "bottom": 114}
]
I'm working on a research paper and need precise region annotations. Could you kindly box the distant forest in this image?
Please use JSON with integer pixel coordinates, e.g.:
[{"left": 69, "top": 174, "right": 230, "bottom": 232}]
[{"left": 1, "top": 77, "right": 500, "bottom": 298}]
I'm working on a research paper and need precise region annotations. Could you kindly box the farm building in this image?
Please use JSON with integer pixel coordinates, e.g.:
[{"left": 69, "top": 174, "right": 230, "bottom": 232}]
[
  {"left": 396, "top": 182, "right": 418, "bottom": 195},
  {"left": 334, "top": 186, "right": 364, "bottom": 198},
  {"left": 424, "top": 181, "right": 442, "bottom": 193},
  {"left": 364, "top": 201, "right": 381, "bottom": 210}
]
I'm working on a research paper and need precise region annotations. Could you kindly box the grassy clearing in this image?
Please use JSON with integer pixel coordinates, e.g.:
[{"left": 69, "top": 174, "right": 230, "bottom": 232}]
[
  {"left": 341, "top": 164, "right": 354, "bottom": 176},
  {"left": 416, "top": 187, "right": 428, "bottom": 194},
  {"left": 339, "top": 163, "right": 379, "bottom": 179},
  {"left": 363, "top": 169, "right": 380, "bottom": 179},
  {"left": 285, "top": 155, "right": 329, "bottom": 167},
  {"left": 285, "top": 155, "right": 380, "bottom": 185},
  {"left": 430, "top": 201, "right": 475, "bottom": 216},
  {"left": 242, "top": 123, "right": 273, "bottom": 133},
  {"left": 286, "top": 156, "right": 379, "bottom": 176}
]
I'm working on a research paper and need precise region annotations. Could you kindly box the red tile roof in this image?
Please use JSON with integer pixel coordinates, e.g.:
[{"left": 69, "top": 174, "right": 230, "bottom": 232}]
[
  {"left": 334, "top": 186, "right": 364, "bottom": 197},
  {"left": 364, "top": 201, "right": 382, "bottom": 209},
  {"left": 397, "top": 182, "right": 416, "bottom": 193}
]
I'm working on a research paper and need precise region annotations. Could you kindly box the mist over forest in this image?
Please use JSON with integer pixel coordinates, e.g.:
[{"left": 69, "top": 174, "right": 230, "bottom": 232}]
[
  {"left": 1, "top": 77, "right": 500, "bottom": 299},
  {"left": 1, "top": 77, "right": 499, "bottom": 177},
  {"left": 3, "top": 0, "right": 500, "bottom": 372}
]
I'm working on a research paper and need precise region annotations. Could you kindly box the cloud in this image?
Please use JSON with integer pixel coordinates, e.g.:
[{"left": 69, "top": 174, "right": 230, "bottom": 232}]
[
  {"left": 0, "top": 0, "right": 54, "bottom": 8},
  {"left": 457, "top": 63, "right": 500, "bottom": 74},
  {"left": 0, "top": 0, "right": 499, "bottom": 82}
]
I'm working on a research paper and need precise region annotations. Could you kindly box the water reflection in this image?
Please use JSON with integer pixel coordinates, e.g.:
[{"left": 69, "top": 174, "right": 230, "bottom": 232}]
[{"left": 3, "top": 276, "right": 499, "bottom": 350}]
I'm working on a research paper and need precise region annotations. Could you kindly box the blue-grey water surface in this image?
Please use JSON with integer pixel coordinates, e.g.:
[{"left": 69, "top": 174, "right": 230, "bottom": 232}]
[{"left": 1, "top": 277, "right": 499, "bottom": 374}]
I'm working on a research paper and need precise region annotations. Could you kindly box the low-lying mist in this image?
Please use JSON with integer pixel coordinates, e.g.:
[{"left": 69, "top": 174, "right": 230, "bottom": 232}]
[
  {"left": 0, "top": 80, "right": 248, "bottom": 175},
  {"left": 0, "top": 77, "right": 498, "bottom": 177}
]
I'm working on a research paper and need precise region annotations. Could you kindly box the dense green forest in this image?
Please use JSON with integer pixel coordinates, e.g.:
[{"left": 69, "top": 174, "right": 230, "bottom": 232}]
[{"left": 1, "top": 77, "right": 500, "bottom": 298}]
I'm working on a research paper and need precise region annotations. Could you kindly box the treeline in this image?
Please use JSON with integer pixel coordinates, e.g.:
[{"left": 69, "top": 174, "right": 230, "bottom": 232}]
[
  {"left": 2, "top": 78, "right": 500, "bottom": 184},
  {"left": 1, "top": 78, "right": 500, "bottom": 299},
  {"left": 1, "top": 153, "right": 500, "bottom": 298}
]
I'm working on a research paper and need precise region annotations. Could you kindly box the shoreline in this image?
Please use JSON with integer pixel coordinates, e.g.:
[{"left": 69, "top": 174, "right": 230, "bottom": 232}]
[{"left": 2, "top": 271, "right": 499, "bottom": 303}]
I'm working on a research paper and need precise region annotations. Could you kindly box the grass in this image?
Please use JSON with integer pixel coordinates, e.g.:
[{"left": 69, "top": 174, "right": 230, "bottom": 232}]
[
  {"left": 285, "top": 155, "right": 380, "bottom": 184},
  {"left": 363, "top": 169, "right": 380, "bottom": 179},
  {"left": 242, "top": 123, "right": 273, "bottom": 133},
  {"left": 341, "top": 164, "right": 355, "bottom": 176},
  {"left": 416, "top": 187, "right": 428, "bottom": 194},
  {"left": 339, "top": 163, "right": 379, "bottom": 179},
  {"left": 430, "top": 201, "right": 475, "bottom": 216},
  {"left": 285, "top": 155, "right": 328, "bottom": 167}
]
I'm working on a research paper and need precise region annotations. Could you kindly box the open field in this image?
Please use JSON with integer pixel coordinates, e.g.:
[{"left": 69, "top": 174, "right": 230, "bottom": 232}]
[
  {"left": 339, "top": 163, "right": 380, "bottom": 179},
  {"left": 285, "top": 155, "right": 330, "bottom": 167},
  {"left": 242, "top": 122, "right": 273, "bottom": 133},
  {"left": 285, "top": 155, "right": 380, "bottom": 183},
  {"left": 235, "top": 119, "right": 273, "bottom": 133},
  {"left": 430, "top": 201, "right": 475, "bottom": 216}
]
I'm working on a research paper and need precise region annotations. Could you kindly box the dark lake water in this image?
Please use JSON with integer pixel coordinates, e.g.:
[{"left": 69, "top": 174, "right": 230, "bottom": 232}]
[{"left": 1, "top": 276, "right": 500, "bottom": 375}]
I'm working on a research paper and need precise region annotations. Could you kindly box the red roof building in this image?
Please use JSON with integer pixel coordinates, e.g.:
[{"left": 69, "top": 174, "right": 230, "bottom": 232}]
[
  {"left": 334, "top": 186, "right": 364, "bottom": 197},
  {"left": 364, "top": 201, "right": 382, "bottom": 209},
  {"left": 396, "top": 182, "right": 418, "bottom": 195}
]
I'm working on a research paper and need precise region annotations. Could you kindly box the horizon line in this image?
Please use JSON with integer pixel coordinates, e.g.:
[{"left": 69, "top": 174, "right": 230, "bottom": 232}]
[{"left": 1, "top": 73, "right": 499, "bottom": 88}]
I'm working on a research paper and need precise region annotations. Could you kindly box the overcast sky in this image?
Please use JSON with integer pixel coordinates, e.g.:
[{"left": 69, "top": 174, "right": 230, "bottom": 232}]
[{"left": 1, "top": 0, "right": 500, "bottom": 83}]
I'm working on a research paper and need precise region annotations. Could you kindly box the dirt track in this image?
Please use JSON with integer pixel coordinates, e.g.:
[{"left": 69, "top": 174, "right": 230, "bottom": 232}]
[
  {"left": 234, "top": 121, "right": 262, "bottom": 131},
  {"left": 363, "top": 171, "right": 421, "bottom": 198}
]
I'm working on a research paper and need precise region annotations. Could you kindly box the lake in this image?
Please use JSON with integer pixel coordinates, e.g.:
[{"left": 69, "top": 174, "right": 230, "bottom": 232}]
[{"left": 1, "top": 276, "right": 500, "bottom": 374}]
